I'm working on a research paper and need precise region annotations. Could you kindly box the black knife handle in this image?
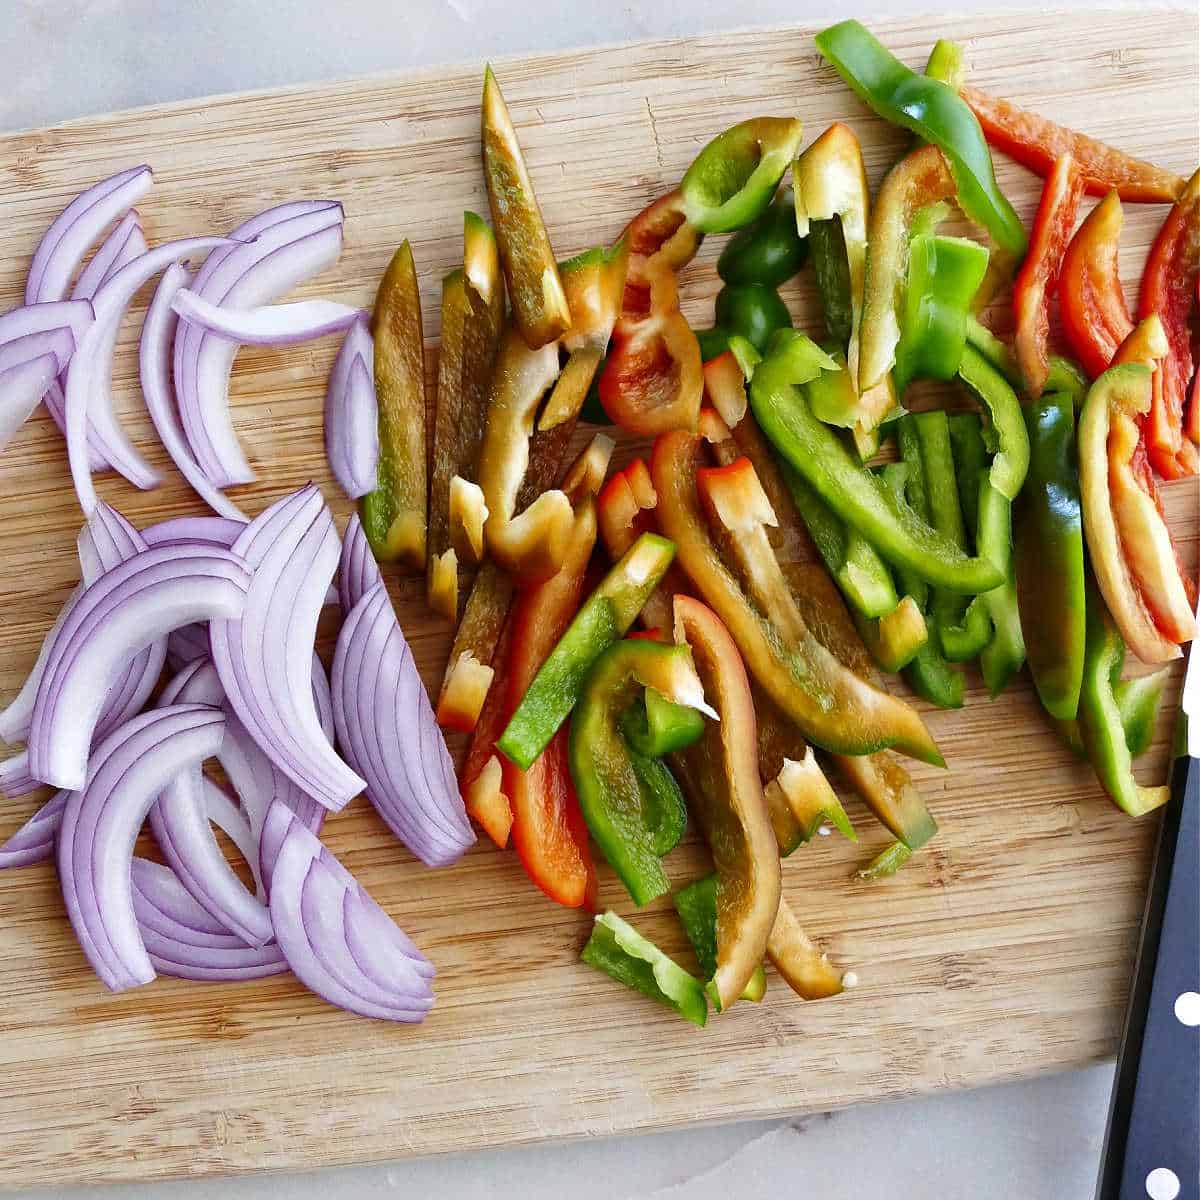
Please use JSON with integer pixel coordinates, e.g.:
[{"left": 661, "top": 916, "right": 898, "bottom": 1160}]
[{"left": 1097, "top": 752, "right": 1199, "bottom": 1199}]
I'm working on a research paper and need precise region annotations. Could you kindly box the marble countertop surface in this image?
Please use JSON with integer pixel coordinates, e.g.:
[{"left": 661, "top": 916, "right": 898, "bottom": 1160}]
[{"left": 3, "top": 2, "right": 1121, "bottom": 1197}]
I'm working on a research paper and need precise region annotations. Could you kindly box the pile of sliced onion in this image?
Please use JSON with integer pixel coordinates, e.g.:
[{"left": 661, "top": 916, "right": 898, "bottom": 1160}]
[{"left": 324, "top": 318, "right": 378, "bottom": 499}]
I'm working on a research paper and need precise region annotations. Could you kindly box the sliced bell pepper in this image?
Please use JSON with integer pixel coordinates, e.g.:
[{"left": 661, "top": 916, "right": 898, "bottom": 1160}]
[
  {"left": 669, "top": 594, "right": 782, "bottom": 1010},
  {"left": 1077, "top": 361, "right": 1195, "bottom": 664},
  {"left": 558, "top": 240, "right": 632, "bottom": 354},
  {"left": 923, "top": 38, "right": 965, "bottom": 90},
  {"left": 702, "top": 351, "right": 750, "bottom": 430},
  {"left": 621, "top": 686, "right": 706, "bottom": 758},
  {"left": 1077, "top": 578, "right": 1170, "bottom": 817},
  {"left": 695, "top": 326, "right": 732, "bottom": 363},
  {"left": 481, "top": 65, "right": 570, "bottom": 348},
  {"left": 1013, "top": 154, "right": 1086, "bottom": 399},
  {"left": 1059, "top": 191, "right": 1134, "bottom": 381},
  {"left": 815, "top": 21, "right": 1026, "bottom": 257},
  {"left": 448, "top": 476, "right": 489, "bottom": 565},
  {"left": 581, "top": 911, "right": 707, "bottom": 1026},
  {"left": 714, "top": 283, "right": 792, "bottom": 354},
  {"left": 766, "top": 899, "right": 844, "bottom": 1000},
  {"left": 956, "top": 343, "right": 1031, "bottom": 500},
  {"left": 1058, "top": 665, "right": 1169, "bottom": 761},
  {"left": 1014, "top": 393, "right": 1087, "bottom": 720},
  {"left": 750, "top": 331, "right": 1004, "bottom": 595},
  {"left": 960, "top": 86, "right": 1188, "bottom": 204},
  {"left": 853, "top": 596, "right": 928, "bottom": 674},
  {"left": 717, "top": 189, "right": 808, "bottom": 288},
  {"left": 1138, "top": 169, "right": 1200, "bottom": 479},
  {"left": 569, "top": 638, "right": 705, "bottom": 905},
  {"left": 965, "top": 316, "right": 1089, "bottom": 407},
  {"left": 361, "top": 240, "right": 427, "bottom": 569},
  {"left": 674, "top": 875, "right": 767, "bottom": 1002},
  {"left": 498, "top": 533, "right": 679, "bottom": 770},
  {"left": 680, "top": 117, "right": 804, "bottom": 234},
  {"left": 622, "top": 189, "right": 705, "bottom": 311}
]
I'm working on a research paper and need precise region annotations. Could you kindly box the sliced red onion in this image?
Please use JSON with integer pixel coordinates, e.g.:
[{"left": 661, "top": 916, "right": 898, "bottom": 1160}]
[
  {"left": 65, "top": 237, "right": 232, "bottom": 516},
  {"left": 176, "top": 204, "right": 344, "bottom": 488},
  {"left": 0, "top": 354, "right": 61, "bottom": 450},
  {"left": 0, "top": 326, "right": 76, "bottom": 376},
  {"left": 201, "top": 777, "right": 261, "bottom": 896},
  {"left": 173, "top": 290, "right": 364, "bottom": 346},
  {"left": 28, "top": 543, "right": 249, "bottom": 790},
  {"left": 142, "top": 515, "right": 245, "bottom": 549},
  {"left": 332, "top": 581, "right": 473, "bottom": 867},
  {"left": 210, "top": 485, "right": 364, "bottom": 812},
  {"left": 25, "top": 165, "right": 152, "bottom": 306},
  {"left": 324, "top": 318, "right": 378, "bottom": 499},
  {"left": 262, "top": 800, "right": 433, "bottom": 1021},
  {"left": 57, "top": 703, "right": 224, "bottom": 991},
  {"left": 0, "top": 790, "right": 68, "bottom": 869},
  {"left": 141, "top": 264, "right": 247, "bottom": 520},
  {"left": 0, "top": 751, "right": 39, "bottom": 798},
  {"left": 71, "top": 210, "right": 145, "bottom": 301},
  {"left": 338, "top": 511, "right": 382, "bottom": 613},
  {"left": 0, "top": 298, "right": 93, "bottom": 352}
]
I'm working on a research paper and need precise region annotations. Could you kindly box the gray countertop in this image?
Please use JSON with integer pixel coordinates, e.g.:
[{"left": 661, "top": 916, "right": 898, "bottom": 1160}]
[{"left": 3, "top": 2, "right": 1117, "bottom": 1197}]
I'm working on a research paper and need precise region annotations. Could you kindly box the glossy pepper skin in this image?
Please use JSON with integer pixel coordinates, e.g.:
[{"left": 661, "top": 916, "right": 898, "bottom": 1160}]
[
  {"left": 361, "top": 241, "right": 427, "bottom": 569},
  {"left": 956, "top": 344, "right": 1030, "bottom": 500},
  {"left": 680, "top": 118, "right": 804, "bottom": 234},
  {"left": 960, "top": 86, "right": 1187, "bottom": 204},
  {"left": 815, "top": 21, "right": 1026, "bottom": 258},
  {"left": 1013, "top": 155, "right": 1085, "bottom": 399},
  {"left": 481, "top": 65, "right": 570, "bottom": 348},
  {"left": 713, "top": 284, "right": 792, "bottom": 354},
  {"left": 653, "top": 429, "right": 942, "bottom": 765},
  {"left": 569, "top": 638, "right": 706, "bottom": 906},
  {"left": 750, "top": 331, "right": 1004, "bottom": 595},
  {"left": 766, "top": 899, "right": 844, "bottom": 1000},
  {"left": 670, "top": 595, "right": 782, "bottom": 1011},
  {"left": 717, "top": 190, "right": 808, "bottom": 288},
  {"left": 965, "top": 316, "right": 1089, "bottom": 408},
  {"left": 1014, "top": 393, "right": 1086, "bottom": 720},
  {"left": 1138, "top": 169, "right": 1200, "bottom": 479},
  {"left": 1077, "top": 361, "right": 1196, "bottom": 664}
]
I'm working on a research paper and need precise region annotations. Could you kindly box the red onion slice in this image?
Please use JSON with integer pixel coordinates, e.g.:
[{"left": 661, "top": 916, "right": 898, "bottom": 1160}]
[
  {"left": 172, "top": 290, "right": 364, "bottom": 346},
  {"left": 338, "top": 512, "right": 382, "bottom": 613},
  {"left": 142, "top": 515, "right": 245, "bottom": 549},
  {"left": 0, "top": 752, "right": 39, "bottom": 798},
  {"left": 324, "top": 318, "right": 378, "bottom": 499},
  {"left": 28, "top": 543, "right": 249, "bottom": 790},
  {"left": 263, "top": 800, "right": 433, "bottom": 1021},
  {"left": 0, "top": 298, "right": 94, "bottom": 351},
  {"left": 176, "top": 204, "right": 343, "bottom": 487},
  {"left": 0, "top": 326, "right": 76, "bottom": 376},
  {"left": 332, "top": 581, "right": 472, "bottom": 867},
  {"left": 71, "top": 210, "right": 145, "bottom": 300},
  {"left": 58, "top": 704, "right": 225, "bottom": 991},
  {"left": 0, "top": 354, "right": 61, "bottom": 450},
  {"left": 65, "top": 237, "right": 232, "bottom": 516},
  {"left": 210, "top": 485, "right": 364, "bottom": 812},
  {"left": 0, "top": 790, "right": 68, "bottom": 869}
]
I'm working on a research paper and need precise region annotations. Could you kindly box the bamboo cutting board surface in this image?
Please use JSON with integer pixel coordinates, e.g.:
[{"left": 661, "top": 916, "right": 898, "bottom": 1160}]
[{"left": 0, "top": 9, "right": 1196, "bottom": 1190}]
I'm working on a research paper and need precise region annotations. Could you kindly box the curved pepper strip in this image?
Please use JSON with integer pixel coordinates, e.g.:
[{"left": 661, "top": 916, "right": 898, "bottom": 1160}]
[
  {"left": 815, "top": 21, "right": 1026, "bottom": 257},
  {"left": 960, "top": 86, "right": 1187, "bottom": 204},
  {"left": 569, "top": 638, "right": 706, "bottom": 906},
  {"left": 1058, "top": 666, "right": 1169, "bottom": 762},
  {"left": 1078, "top": 362, "right": 1195, "bottom": 664},
  {"left": 717, "top": 189, "right": 808, "bottom": 288},
  {"left": 965, "top": 316, "right": 1088, "bottom": 407},
  {"left": 1014, "top": 154, "right": 1086, "bottom": 399},
  {"left": 766, "top": 900, "right": 844, "bottom": 1000},
  {"left": 1138, "top": 169, "right": 1200, "bottom": 479},
  {"left": 674, "top": 875, "right": 767, "bottom": 1002},
  {"left": 653, "top": 429, "right": 942, "bottom": 765},
  {"left": 750, "top": 331, "right": 1004, "bottom": 595},
  {"left": 956, "top": 343, "right": 1030, "bottom": 501},
  {"left": 669, "top": 595, "right": 782, "bottom": 1010},
  {"left": 680, "top": 118, "right": 804, "bottom": 234}
]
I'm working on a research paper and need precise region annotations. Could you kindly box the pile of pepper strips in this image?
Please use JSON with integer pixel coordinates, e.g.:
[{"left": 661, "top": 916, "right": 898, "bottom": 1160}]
[{"left": 351, "top": 23, "right": 1197, "bottom": 1026}]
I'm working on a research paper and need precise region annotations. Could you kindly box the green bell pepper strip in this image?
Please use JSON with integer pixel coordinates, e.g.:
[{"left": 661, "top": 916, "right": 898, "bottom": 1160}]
[
  {"left": 569, "top": 639, "right": 704, "bottom": 904},
  {"left": 956, "top": 343, "right": 1031, "bottom": 500},
  {"left": 808, "top": 218, "right": 854, "bottom": 344},
  {"left": 497, "top": 533, "right": 678, "bottom": 770},
  {"left": 680, "top": 117, "right": 804, "bottom": 234},
  {"left": 581, "top": 912, "right": 707, "bottom": 1026},
  {"left": 893, "top": 233, "right": 989, "bottom": 395},
  {"left": 694, "top": 326, "right": 732, "bottom": 363},
  {"left": 750, "top": 330, "right": 1004, "bottom": 595},
  {"left": 948, "top": 411, "right": 987, "bottom": 535},
  {"left": 924, "top": 38, "right": 966, "bottom": 90},
  {"left": 673, "top": 874, "right": 766, "bottom": 1002},
  {"left": 964, "top": 317, "right": 1089, "bottom": 405},
  {"left": 1077, "top": 580, "right": 1170, "bottom": 817},
  {"left": 726, "top": 334, "right": 761, "bottom": 382},
  {"left": 714, "top": 283, "right": 792, "bottom": 354},
  {"left": 1058, "top": 666, "right": 1168, "bottom": 760},
  {"left": 814, "top": 20, "right": 1026, "bottom": 258},
  {"left": 717, "top": 190, "right": 808, "bottom": 288},
  {"left": 621, "top": 687, "right": 707, "bottom": 757},
  {"left": 804, "top": 345, "right": 862, "bottom": 431},
  {"left": 1013, "top": 393, "right": 1086, "bottom": 721},
  {"left": 855, "top": 839, "right": 913, "bottom": 881}
]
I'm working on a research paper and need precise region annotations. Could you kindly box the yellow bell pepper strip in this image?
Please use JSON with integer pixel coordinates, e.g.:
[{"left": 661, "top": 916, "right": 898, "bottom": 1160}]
[
  {"left": 1077, "top": 361, "right": 1196, "bottom": 664},
  {"left": 581, "top": 911, "right": 708, "bottom": 1026},
  {"left": 1138, "top": 169, "right": 1200, "bottom": 480},
  {"left": 680, "top": 117, "right": 804, "bottom": 234},
  {"left": 766, "top": 899, "right": 844, "bottom": 1000},
  {"left": 965, "top": 316, "right": 1089, "bottom": 406},
  {"left": 1077, "top": 578, "right": 1170, "bottom": 817},
  {"left": 481, "top": 65, "right": 570, "bottom": 348},
  {"left": 750, "top": 330, "right": 1004, "bottom": 595},
  {"left": 815, "top": 20, "right": 1027, "bottom": 259},
  {"left": 960, "top": 86, "right": 1187, "bottom": 205},
  {"left": 668, "top": 594, "right": 782, "bottom": 1010},
  {"left": 498, "top": 533, "right": 679, "bottom": 771},
  {"left": 1013, "top": 393, "right": 1087, "bottom": 720},
  {"left": 674, "top": 875, "right": 767, "bottom": 1003},
  {"left": 656, "top": 432, "right": 942, "bottom": 764},
  {"left": 717, "top": 189, "right": 808, "bottom": 288},
  {"left": 361, "top": 240, "right": 428, "bottom": 569},
  {"left": 569, "top": 640, "right": 702, "bottom": 904}
]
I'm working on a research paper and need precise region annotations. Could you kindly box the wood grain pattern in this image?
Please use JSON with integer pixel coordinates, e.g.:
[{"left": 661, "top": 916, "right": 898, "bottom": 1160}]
[{"left": 0, "top": 10, "right": 1196, "bottom": 1190}]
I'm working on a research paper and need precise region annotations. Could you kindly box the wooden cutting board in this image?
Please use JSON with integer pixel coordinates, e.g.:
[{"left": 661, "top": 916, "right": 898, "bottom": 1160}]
[{"left": 0, "top": 9, "right": 1195, "bottom": 1190}]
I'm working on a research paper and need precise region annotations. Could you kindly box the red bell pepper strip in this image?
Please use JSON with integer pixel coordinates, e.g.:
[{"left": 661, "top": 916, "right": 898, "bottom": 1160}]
[
  {"left": 1059, "top": 191, "right": 1134, "bottom": 381},
  {"left": 960, "top": 86, "right": 1187, "bottom": 204},
  {"left": 1138, "top": 168, "right": 1200, "bottom": 479},
  {"left": 1013, "top": 153, "right": 1085, "bottom": 398}
]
